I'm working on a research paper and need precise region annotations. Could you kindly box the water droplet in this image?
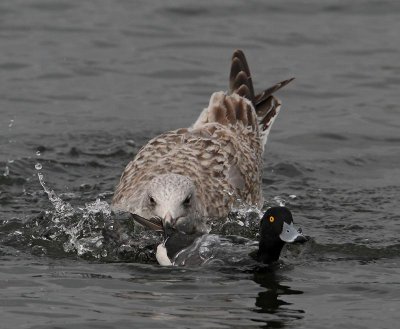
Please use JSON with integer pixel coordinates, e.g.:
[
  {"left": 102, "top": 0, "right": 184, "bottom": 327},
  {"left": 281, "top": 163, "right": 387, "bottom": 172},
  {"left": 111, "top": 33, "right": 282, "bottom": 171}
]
[
  {"left": 35, "top": 163, "right": 42, "bottom": 170},
  {"left": 37, "top": 172, "right": 44, "bottom": 181},
  {"left": 3, "top": 166, "right": 9, "bottom": 177},
  {"left": 273, "top": 196, "right": 286, "bottom": 206},
  {"left": 36, "top": 151, "right": 41, "bottom": 157},
  {"left": 126, "top": 139, "right": 136, "bottom": 146}
]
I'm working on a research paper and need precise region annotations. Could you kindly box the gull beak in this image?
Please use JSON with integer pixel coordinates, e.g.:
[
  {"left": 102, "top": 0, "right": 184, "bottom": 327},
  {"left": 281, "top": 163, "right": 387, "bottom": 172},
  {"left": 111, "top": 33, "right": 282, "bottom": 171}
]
[
  {"left": 162, "top": 212, "right": 178, "bottom": 239},
  {"left": 163, "top": 211, "right": 176, "bottom": 226},
  {"left": 279, "top": 222, "right": 308, "bottom": 243},
  {"left": 130, "top": 213, "right": 163, "bottom": 232}
]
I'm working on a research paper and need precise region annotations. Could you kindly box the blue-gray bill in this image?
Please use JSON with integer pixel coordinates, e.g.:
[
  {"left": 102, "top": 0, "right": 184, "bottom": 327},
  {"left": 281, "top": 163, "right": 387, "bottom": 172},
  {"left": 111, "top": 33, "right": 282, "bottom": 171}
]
[{"left": 279, "top": 222, "right": 308, "bottom": 243}]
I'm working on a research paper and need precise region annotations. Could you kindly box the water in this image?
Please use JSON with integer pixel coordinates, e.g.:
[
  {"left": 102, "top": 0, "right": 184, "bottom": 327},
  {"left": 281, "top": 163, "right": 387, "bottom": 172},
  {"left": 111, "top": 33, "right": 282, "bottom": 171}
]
[{"left": 1, "top": 0, "right": 400, "bottom": 328}]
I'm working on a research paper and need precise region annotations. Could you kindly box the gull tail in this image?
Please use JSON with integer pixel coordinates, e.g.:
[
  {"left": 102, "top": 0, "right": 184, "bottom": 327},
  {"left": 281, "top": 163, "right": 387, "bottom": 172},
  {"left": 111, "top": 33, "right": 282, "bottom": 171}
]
[
  {"left": 229, "top": 49, "right": 294, "bottom": 150},
  {"left": 192, "top": 50, "right": 293, "bottom": 152}
]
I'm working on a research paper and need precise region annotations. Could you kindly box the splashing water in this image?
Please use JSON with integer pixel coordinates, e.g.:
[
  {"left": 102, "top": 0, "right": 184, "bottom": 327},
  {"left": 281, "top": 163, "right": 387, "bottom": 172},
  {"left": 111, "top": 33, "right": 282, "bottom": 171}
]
[
  {"left": 205, "top": 201, "right": 263, "bottom": 240},
  {"left": 35, "top": 171, "right": 110, "bottom": 257},
  {"left": 21, "top": 162, "right": 271, "bottom": 262},
  {"left": 3, "top": 119, "right": 15, "bottom": 176},
  {"left": 35, "top": 149, "right": 42, "bottom": 171},
  {"left": 37, "top": 172, "right": 74, "bottom": 215},
  {"left": 3, "top": 160, "right": 13, "bottom": 177},
  {"left": 273, "top": 195, "right": 286, "bottom": 206},
  {"left": 172, "top": 234, "right": 258, "bottom": 267},
  {"left": 3, "top": 165, "right": 9, "bottom": 177},
  {"left": 30, "top": 169, "right": 161, "bottom": 261},
  {"left": 3, "top": 159, "right": 13, "bottom": 176},
  {"left": 62, "top": 198, "right": 112, "bottom": 258}
]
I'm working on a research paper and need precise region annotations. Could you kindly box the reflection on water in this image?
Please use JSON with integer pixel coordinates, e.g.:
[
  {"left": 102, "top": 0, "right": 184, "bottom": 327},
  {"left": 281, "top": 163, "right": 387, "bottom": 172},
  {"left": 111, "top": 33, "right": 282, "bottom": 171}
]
[{"left": 253, "top": 269, "right": 305, "bottom": 327}]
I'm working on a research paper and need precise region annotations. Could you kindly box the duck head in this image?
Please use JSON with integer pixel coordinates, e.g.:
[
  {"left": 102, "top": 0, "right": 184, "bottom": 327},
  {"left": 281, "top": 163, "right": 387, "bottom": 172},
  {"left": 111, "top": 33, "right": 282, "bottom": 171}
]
[{"left": 257, "top": 206, "right": 307, "bottom": 264}]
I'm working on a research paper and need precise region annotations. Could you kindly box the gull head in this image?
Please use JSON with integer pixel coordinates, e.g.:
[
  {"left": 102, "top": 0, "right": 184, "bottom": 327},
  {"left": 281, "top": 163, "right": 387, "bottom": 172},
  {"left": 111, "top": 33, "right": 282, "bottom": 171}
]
[{"left": 142, "top": 173, "right": 205, "bottom": 233}]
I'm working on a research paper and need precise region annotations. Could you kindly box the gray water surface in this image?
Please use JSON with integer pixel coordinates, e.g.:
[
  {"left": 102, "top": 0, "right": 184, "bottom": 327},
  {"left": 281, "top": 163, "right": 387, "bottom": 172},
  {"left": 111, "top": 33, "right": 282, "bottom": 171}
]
[{"left": 1, "top": 1, "right": 400, "bottom": 328}]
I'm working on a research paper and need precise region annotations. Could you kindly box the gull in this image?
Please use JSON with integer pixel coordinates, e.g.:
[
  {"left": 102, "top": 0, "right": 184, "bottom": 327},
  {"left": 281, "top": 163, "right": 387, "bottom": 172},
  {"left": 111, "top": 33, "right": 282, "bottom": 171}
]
[{"left": 112, "top": 50, "right": 293, "bottom": 233}]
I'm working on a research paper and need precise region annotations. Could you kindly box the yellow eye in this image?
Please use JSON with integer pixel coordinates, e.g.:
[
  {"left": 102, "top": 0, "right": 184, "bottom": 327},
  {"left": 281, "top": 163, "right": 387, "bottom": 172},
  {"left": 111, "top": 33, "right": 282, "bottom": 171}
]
[{"left": 269, "top": 216, "right": 275, "bottom": 223}]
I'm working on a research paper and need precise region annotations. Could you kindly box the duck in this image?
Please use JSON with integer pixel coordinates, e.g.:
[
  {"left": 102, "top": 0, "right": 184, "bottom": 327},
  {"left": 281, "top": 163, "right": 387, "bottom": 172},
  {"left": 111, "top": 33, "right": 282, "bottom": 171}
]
[{"left": 131, "top": 206, "right": 307, "bottom": 266}]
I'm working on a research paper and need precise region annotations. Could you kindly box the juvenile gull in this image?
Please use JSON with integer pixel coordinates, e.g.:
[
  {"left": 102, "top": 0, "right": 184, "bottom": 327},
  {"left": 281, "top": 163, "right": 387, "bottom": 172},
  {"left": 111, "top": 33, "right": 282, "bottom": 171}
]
[{"left": 112, "top": 50, "right": 293, "bottom": 233}]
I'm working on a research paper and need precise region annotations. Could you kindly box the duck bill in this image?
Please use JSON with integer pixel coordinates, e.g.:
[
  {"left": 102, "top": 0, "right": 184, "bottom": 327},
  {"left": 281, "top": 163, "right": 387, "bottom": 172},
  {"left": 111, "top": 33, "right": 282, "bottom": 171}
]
[{"left": 279, "top": 222, "right": 307, "bottom": 243}]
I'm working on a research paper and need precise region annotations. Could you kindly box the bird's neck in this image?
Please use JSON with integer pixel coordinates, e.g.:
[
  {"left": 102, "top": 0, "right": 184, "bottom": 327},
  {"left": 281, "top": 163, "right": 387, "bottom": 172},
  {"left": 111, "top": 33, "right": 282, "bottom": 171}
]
[{"left": 257, "top": 237, "right": 285, "bottom": 264}]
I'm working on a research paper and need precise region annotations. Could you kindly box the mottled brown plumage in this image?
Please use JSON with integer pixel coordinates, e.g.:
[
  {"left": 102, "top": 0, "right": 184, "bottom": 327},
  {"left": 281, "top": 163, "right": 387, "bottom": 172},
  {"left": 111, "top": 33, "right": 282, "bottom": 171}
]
[{"left": 112, "top": 50, "right": 293, "bottom": 232}]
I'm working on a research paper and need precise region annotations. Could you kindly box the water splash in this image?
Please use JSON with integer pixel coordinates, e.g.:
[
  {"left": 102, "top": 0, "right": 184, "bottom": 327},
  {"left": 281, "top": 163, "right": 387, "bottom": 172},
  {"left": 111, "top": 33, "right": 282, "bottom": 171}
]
[
  {"left": 172, "top": 234, "right": 258, "bottom": 267},
  {"left": 34, "top": 169, "right": 106, "bottom": 257},
  {"left": 3, "top": 160, "right": 13, "bottom": 176},
  {"left": 4, "top": 118, "right": 15, "bottom": 176},
  {"left": 31, "top": 168, "right": 159, "bottom": 261},
  {"left": 3, "top": 165, "right": 9, "bottom": 177},
  {"left": 61, "top": 199, "right": 112, "bottom": 258},
  {"left": 206, "top": 203, "right": 263, "bottom": 240},
  {"left": 37, "top": 171, "right": 73, "bottom": 215},
  {"left": 273, "top": 195, "right": 286, "bottom": 206},
  {"left": 27, "top": 164, "right": 267, "bottom": 262},
  {"left": 35, "top": 149, "right": 42, "bottom": 172},
  {"left": 7, "top": 119, "right": 15, "bottom": 145}
]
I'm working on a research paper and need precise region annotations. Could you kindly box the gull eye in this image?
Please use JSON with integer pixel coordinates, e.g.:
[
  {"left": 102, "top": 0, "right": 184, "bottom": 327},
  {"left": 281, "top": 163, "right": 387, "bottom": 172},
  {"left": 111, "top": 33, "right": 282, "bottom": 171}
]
[
  {"left": 149, "top": 195, "right": 156, "bottom": 206},
  {"left": 183, "top": 194, "right": 192, "bottom": 206},
  {"left": 269, "top": 216, "right": 275, "bottom": 223}
]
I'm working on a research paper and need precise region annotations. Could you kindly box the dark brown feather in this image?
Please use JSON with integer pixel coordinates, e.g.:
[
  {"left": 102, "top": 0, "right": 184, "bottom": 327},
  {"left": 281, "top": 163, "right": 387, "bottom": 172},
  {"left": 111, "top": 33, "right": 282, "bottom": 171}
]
[
  {"left": 229, "top": 57, "right": 243, "bottom": 91},
  {"left": 223, "top": 96, "right": 237, "bottom": 125},
  {"left": 235, "top": 84, "right": 251, "bottom": 99},
  {"left": 235, "top": 99, "right": 248, "bottom": 126},
  {"left": 255, "top": 95, "right": 274, "bottom": 117},
  {"left": 254, "top": 78, "right": 295, "bottom": 105},
  {"left": 231, "top": 50, "right": 255, "bottom": 99},
  {"left": 259, "top": 96, "right": 281, "bottom": 131},
  {"left": 230, "top": 50, "right": 255, "bottom": 101},
  {"left": 211, "top": 105, "right": 228, "bottom": 125}
]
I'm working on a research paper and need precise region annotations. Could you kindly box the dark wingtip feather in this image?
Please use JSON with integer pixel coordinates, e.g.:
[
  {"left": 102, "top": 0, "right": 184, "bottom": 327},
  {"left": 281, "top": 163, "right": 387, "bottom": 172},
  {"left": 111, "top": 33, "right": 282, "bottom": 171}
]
[
  {"left": 255, "top": 77, "right": 295, "bottom": 105},
  {"left": 259, "top": 96, "right": 281, "bottom": 131},
  {"left": 223, "top": 51, "right": 294, "bottom": 134},
  {"left": 229, "top": 50, "right": 255, "bottom": 102}
]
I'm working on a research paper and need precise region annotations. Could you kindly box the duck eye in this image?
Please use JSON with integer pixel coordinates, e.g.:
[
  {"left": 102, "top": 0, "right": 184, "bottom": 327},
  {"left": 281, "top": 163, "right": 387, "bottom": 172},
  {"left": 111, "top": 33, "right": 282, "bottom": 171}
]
[
  {"left": 183, "top": 194, "right": 192, "bottom": 206},
  {"left": 269, "top": 216, "right": 275, "bottom": 223}
]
